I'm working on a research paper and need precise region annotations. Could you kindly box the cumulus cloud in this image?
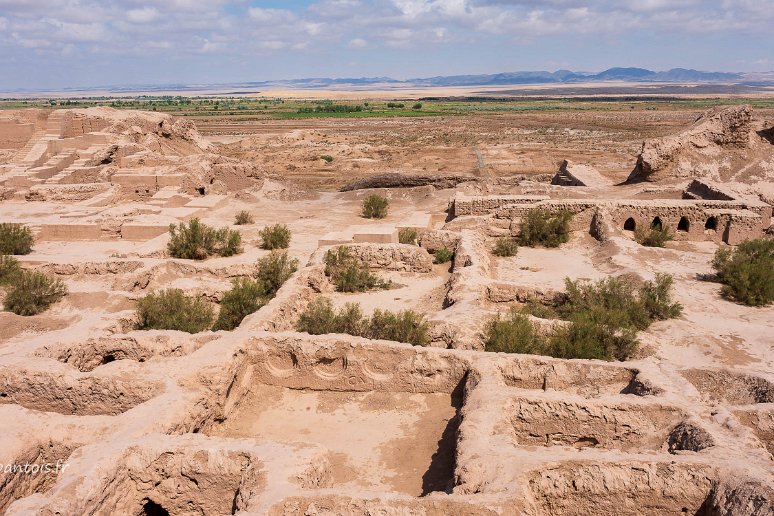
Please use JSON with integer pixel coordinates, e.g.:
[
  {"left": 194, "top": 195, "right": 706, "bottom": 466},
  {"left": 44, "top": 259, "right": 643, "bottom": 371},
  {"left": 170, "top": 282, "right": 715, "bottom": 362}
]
[{"left": 0, "top": 0, "right": 771, "bottom": 87}]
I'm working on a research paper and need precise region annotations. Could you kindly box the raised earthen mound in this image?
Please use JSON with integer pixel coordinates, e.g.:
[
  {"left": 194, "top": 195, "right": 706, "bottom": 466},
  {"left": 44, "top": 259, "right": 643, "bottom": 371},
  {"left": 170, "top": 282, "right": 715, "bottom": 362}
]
[{"left": 626, "top": 105, "right": 774, "bottom": 185}]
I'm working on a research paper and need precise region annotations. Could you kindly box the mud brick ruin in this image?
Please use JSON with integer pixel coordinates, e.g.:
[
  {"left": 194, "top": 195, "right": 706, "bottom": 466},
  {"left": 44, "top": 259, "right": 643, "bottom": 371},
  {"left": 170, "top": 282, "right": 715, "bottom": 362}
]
[{"left": 0, "top": 105, "right": 772, "bottom": 515}]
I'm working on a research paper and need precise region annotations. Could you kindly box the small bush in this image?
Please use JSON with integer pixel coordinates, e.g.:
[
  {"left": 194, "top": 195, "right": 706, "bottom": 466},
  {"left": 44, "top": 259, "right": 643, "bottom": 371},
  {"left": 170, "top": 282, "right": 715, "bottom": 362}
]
[
  {"left": 484, "top": 309, "right": 543, "bottom": 354},
  {"left": 635, "top": 226, "right": 673, "bottom": 247},
  {"left": 259, "top": 224, "right": 291, "bottom": 250},
  {"left": 412, "top": 103, "right": 423, "bottom": 110},
  {"left": 398, "top": 227, "right": 418, "bottom": 245},
  {"left": 0, "top": 255, "right": 21, "bottom": 285},
  {"left": 296, "top": 298, "right": 365, "bottom": 336},
  {"left": 0, "top": 223, "right": 34, "bottom": 255},
  {"left": 3, "top": 270, "right": 67, "bottom": 316},
  {"left": 168, "top": 218, "right": 242, "bottom": 260},
  {"left": 234, "top": 211, "right": 254, "bottom": 225},
  {"left": 320, "top": 155, "right": 334, "bottom": 163},
  {"left": 493, "top": 237, "right": 518, "bottom": 257},
  {"left": 366, "top": 309, "right": 430, "bottom": 346},
  {"left": 484, "top": 274, "right": 681, "bottom": 361},
  {"left": 136, "top": 289, "right": 213, "bottom": 333},
  {"left": 560, "top": 276, "right": 651, "bottom": 331},
  {"left": 517, "top": 209, "right": 572, "bottom": 248},
  {"left": 323, "top": 246, "right": 389, "bottom": 292},
  {"left": 639, "top": 273, "right": 683, "bottom": 320},
  {"left": 712, "top": 239, "right": 774, "bottom": 306},
  {"left": 520, "top": 301, "right": 558, "bottom": 319},
  {"left": 213, "top": 278, "right": 268, "bottom": 331},
  {"left": 548, "top": 314, "right": 639, "bottom": 361},
  {"left": 434, "top": 247, "right": 454, "bottom": 264},
  {"left": 296, "top": 298, "right": 429, "bottom": 346},
  {"left": 361, "top": 194, "right": 389, "bottom": 219},
  {"left": 255, "top": 250, "right": 298, "bottom": 296}
]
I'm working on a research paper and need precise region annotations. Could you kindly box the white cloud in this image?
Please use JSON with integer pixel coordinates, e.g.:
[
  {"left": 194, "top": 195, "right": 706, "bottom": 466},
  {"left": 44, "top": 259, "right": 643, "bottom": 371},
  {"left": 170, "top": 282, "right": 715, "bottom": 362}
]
[
  {"left": 126, "top": 7, "right": 159, "bottom": 24},
  {"left": 0, "top": 0, "right": 771, "bottom": 69}
]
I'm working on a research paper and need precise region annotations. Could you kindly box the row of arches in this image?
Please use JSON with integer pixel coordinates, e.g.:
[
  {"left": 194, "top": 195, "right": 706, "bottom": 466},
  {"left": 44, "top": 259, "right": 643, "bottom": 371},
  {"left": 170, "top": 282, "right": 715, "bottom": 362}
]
[{"left": 623, "top": 216, "right": 718, "bottom": 232}]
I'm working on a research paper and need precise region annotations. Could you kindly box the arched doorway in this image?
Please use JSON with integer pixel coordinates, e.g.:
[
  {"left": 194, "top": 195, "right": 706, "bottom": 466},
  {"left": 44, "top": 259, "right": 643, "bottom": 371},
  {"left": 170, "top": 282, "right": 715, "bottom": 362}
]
[
  {"left": 677, "top": 217, "right": 690, "bottom": 232},
  {"left": 624, "top": 217, "right": 636, "bottom": 231},
  {"left": 705, "top": 217, "right": 717, "bottom": 231},
  {"left": 651, "top": 217, "right": 663, "bottom": 230}
]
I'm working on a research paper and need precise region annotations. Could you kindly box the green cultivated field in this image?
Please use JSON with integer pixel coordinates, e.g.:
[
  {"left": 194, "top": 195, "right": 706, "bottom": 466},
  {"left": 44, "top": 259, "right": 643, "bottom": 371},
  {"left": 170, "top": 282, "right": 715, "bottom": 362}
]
[{"left": 2, "top": 96, "right": 774, "bottom": 119}]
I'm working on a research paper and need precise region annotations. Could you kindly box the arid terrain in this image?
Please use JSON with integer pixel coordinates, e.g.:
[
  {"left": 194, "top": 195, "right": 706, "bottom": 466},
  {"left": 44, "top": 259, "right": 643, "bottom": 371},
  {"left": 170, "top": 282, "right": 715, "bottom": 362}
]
[{"left": 0, "top": 94, "right": 772, "bottom": 515}]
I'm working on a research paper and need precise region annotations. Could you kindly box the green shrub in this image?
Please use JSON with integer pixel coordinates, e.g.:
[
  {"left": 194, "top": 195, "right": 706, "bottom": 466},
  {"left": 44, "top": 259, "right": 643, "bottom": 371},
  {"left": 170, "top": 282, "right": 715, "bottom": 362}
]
[
  {"left": 412, "top": 103, "right": 423, "bottom": 110},
  {"left": 296, "top": 298, "right": 429, "bottom": 346},
  {"left": 484, "top": 309, "right": 543, "bottom": 354},
  {"left": 361, "top": 194, "right": 389, "bottom": 219},
  {"left": 548, "top": 313, "right": 639, "bottom": 361},
  {"left": 434, "top": 247, "right": 454, "bottom": 264},
  {"left": 398, "top": 227, "right": 418, "bottom": 245},
  {"left": 136, "top": 289, "right": 213, "bottom": 333},
  {"left": 712, "top": 239, "right": 774, "bottom": 306},
  {"left": 639, "top": 273, "right": 683, "bottom": 320},
  {"left": 493, "top": 237, "right": 518, "bottom": 257},
  {"left": 213, "top": 278, "right": 268, "bottom": 331},
  {"left": 323, "top": 246, "right": 389, "bottom": 292},
  {"left": 0, "top": 223, "right": 34, "bottom": 255},
  {"left": 296, "top": 298, "right": 365, "bottom": 336},
  {"left": 517, "top": 209, "right": 572, "bottom": 248},
  {"left": 484, "top": 274, "right": 681, "bottom": 361},
  {"left": 320, "top": 155, "right": 334, "bottom": 163},
  {"left": 0, "top": 255, "right": 21, "bottom": 285},
  {"left": 520, "top": 301, "right": 558, "bottom": 319},
  {"left": 560, "top": 276, "right": 651, "bottom": 331},
  {"left": 259, "top": 224, "right": 291, "bottom": 250},
  {"left": 255, "top": 250, "right": 298, "bottom": 296},
  {"left": 3, "top": 270, "right": 67, "bottom": 316},
  {"left": 234, "top": 211, "right": 254, "bottom": 225},
  {"left": 366, "top": 309, "right": 430, "bottom": 346},
  {"left": 635, "top": 226, "right": 673, "bottom": 247},
  {"left": 168, "top": 218, "right": 242, "bottom": 260}
]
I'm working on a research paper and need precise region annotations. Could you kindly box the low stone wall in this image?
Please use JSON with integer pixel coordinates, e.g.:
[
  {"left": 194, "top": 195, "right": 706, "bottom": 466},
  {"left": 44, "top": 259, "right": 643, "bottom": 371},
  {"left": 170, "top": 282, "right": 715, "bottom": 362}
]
[
  {"left": 453, "top": 195, "right": 770, "bottom": 245},
  {"left": 345, "top": 243, "right": 433, "bottom": 273},
  {"left": 37, "top": 223, "right": 102, "bottom": 241},
  {"left": 683, "top": 179, "right": 736, "bottom": 201},
  {"left": 452, "top": 194, "right": 549, "bottom": 217},
  {"left": 418, "top": 229, "right": 461, "bottom": 253}
]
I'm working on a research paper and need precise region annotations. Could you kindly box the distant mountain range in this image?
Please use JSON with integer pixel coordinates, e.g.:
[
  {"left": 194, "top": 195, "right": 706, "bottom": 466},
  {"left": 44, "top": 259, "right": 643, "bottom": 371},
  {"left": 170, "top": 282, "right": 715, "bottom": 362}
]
[
  {"left": 227, "top": 67, "right": 768, "bottom": 90},
  {"left": 6, "top": 67, "right": 774, "bottom": 95}
]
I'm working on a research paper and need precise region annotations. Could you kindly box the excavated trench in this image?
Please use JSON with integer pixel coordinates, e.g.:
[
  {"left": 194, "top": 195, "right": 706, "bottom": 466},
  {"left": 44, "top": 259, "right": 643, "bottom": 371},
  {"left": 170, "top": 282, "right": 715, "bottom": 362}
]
[
  {"left": 527, "top": 461, "right": 716, "bottom": 516},
  {"left": 39, "top": 333, "right": 216, "bottom": 372},
  {"left": 201, "top": 338, "right": 469, "bottom": 497},
  {"left": 734, "top": 408, "right": 774, "bottom": 458},
  {"left": 682, "top": 369, "right": 774, "bottom": 405},
  {"left": 0, "top": 441, "right": 76, "bottom": 513},
  {"left": 505, "top": 397, "right": 691, "bottom": 451},
  {"left": 0, "top": 368, "right": 158, "bottom": 415},
  {"left": 497, "top": 357, "right": 649, "bottom": 398},
  {"left": 46, "top": 445, "right": 265, "bottom": 516}
]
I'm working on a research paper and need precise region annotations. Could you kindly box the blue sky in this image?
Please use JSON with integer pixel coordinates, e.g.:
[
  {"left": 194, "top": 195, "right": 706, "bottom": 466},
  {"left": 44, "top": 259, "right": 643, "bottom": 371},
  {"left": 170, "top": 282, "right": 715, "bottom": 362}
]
[{"left": 0, "top": 0, "right": 772, "bottom": 90}]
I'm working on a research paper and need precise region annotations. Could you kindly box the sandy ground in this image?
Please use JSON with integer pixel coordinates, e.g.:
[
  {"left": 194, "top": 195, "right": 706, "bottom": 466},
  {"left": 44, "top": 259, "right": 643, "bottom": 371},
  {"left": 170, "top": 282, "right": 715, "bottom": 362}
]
[
  {"left": 0, "top": 105, "right": 772, "bottom": 514},
  {"left": 210, "top": 384, "right": 458, "bottom": 496}
]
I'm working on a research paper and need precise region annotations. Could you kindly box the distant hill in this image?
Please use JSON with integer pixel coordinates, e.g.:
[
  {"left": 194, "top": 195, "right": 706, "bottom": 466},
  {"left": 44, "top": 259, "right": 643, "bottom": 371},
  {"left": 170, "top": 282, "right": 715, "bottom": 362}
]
[
  {"left": 241, "top": 67, "right": 752, "bottom": 89},
  {"left": 5, "top": 67, "right": 769, "bottom": 95}
]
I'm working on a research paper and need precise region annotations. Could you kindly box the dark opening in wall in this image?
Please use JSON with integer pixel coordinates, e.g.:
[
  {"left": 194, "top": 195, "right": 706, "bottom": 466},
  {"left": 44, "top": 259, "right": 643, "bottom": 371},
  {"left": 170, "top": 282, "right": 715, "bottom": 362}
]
[
  {"left": 705, "top": 217, "right": 717, "bottom": 231},
  {"left": 677, "top": 217, "right": 690, "bottom": 232},
  {"left": 651, "top": 217, "right": 663, "bottom": 230},
  {"left": 197, "top": 187, "right": 206, "bottom": 196},
  {"left": 624, "top": 218, "right": 636, "bottom": 231},
  {"left": 142, "top": 500, "right": 170, "bottom": 516}
]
